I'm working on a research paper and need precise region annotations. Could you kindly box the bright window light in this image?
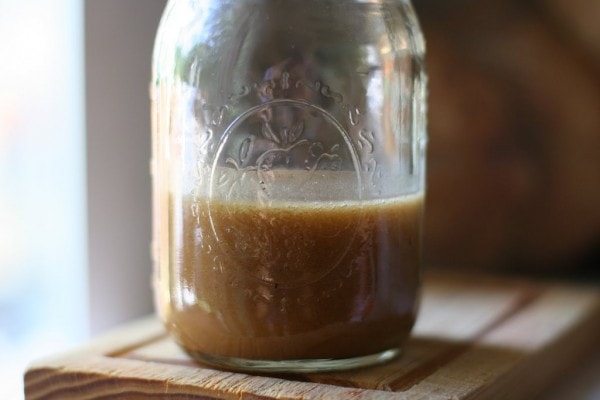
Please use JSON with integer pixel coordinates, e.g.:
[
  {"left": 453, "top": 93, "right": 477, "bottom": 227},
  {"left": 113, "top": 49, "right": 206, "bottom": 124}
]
[{"left": 0, "top": 0, "right": 85, "bottom": 398}]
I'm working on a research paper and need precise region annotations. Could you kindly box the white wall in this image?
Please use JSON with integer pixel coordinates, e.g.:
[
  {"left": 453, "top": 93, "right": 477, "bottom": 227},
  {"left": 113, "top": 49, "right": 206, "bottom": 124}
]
[{"left": 86, "top": 0, "right": 167, "bottom": 334}]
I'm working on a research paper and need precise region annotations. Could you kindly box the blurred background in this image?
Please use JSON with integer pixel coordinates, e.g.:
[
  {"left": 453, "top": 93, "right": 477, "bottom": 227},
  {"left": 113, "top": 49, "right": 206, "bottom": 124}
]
[
  {"left": 0, "top": 0, "right": 598, "bottom": 398},
  {"left": 0, "top": 0, "right": 86, "bottom": 397},
  {"left": 419, "top": 0, "right": 600, "bottom": 273},
  {"left": 0, "top": 1, "right": 164, "bottom": 397}
]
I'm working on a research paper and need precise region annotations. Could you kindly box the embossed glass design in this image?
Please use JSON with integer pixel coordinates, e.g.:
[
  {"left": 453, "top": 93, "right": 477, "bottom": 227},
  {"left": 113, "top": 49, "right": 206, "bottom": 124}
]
[{"left": 151, "top": 0, "right": 427, "bottom": 372}]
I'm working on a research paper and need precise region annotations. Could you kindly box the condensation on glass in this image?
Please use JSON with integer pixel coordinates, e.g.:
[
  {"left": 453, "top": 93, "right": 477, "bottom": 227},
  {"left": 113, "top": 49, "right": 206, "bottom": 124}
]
[{"left": 151, "top": 0, "right": 427, "bottom": 373}]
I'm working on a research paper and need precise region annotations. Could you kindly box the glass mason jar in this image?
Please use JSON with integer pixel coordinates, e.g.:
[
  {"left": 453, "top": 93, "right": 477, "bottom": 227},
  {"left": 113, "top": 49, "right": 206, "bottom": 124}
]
[{"left": 151, "top": 0, "right": 426, "bottom": 372}]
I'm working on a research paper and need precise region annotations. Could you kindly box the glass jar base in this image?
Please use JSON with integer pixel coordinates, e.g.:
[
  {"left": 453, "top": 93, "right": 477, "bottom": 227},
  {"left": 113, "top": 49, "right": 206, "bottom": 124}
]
[{"left": 186, "top": 348, "right": 401, "bottom": 373}]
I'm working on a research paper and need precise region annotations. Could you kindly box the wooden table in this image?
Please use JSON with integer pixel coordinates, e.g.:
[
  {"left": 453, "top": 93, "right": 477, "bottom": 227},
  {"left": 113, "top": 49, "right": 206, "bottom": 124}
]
[{"left": 25, "top": 272, "right": 600, "bottom": 399}]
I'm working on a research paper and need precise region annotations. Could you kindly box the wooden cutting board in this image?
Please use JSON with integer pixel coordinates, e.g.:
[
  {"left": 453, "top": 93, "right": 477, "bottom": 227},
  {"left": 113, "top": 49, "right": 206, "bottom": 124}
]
[{"left": 25, "top": 272, "right": 600, "bottom": 399}]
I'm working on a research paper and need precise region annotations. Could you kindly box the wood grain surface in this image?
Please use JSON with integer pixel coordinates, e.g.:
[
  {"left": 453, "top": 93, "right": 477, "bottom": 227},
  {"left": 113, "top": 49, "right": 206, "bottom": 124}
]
[{"left": 24, "top": 272, "right": 600, "bottom": 399}]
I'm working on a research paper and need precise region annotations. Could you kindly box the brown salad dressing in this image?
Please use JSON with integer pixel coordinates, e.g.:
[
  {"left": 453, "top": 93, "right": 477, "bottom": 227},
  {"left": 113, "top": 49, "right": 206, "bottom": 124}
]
[{"left": 158, "top": 173, "right": 423, "bottom": 360}]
